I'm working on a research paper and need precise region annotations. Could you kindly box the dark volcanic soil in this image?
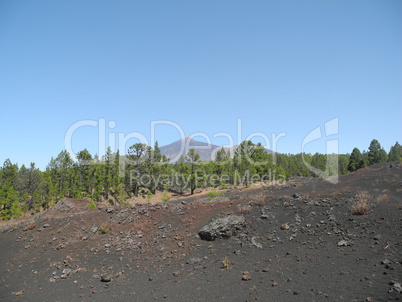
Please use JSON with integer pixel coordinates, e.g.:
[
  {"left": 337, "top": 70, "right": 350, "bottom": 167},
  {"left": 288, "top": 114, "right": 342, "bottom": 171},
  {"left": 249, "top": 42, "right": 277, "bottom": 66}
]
[{"left": 0, "top": 162, "right": 401, "bottom": 302}]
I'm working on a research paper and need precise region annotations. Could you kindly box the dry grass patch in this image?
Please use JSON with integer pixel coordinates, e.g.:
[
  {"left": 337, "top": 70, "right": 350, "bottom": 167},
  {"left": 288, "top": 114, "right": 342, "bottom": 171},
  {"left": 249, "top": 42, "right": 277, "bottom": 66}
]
[
  {"left": 238, "top": 206, "right": 251, "bottom": 215},
  {"left": 351, "top": 191, "right": 371, "bottom": 215},
  {"left": 354, "top": 190, "right": 372, "bottom": 202},
  {"left": 100, "top": 221, "right": 113, "bottom": 234},
  {"left": 351, "top": 201, "right": 370, "bottom": 215},
  {"left": 376, "top": 193, "right": 389, "bottom": 203},
  {"left": 330, "top": 190, "right": 343, "bottom": 197},
  {"left": 254, "top": 192, "right": 266, "bottom": 206}
]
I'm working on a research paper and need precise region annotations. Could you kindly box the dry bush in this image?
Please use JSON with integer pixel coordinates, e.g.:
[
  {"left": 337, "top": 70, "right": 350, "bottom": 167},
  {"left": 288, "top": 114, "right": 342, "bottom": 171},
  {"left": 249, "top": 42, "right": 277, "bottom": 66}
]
[
  {"left": 352, "top": 190, "right": 372, "bottom": 215},
  {"left": 376, "top": 193, "right": 389, "bottom": 203},
  {"left": 354, "top": 190, "right": 372, "bottom": 202},
  {"left": 351, "top": 200, "right": 370, "bottom": 215}
]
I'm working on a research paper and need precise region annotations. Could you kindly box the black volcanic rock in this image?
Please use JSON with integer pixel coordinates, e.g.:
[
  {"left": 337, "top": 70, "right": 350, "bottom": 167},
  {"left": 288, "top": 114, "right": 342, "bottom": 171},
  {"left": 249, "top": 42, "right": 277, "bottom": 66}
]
[{"left": 198, "top": 215, "right": 246, "bottom": 241}]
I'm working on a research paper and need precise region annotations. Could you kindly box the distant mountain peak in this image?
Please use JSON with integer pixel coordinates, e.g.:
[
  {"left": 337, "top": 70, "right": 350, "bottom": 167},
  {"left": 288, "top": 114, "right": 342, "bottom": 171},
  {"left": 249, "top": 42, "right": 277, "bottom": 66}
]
[
  {"left": 159, "top": 138, "right": 274, "bottom": 163},
  {"left": 159, "top": 138, "right": 221, "bottom": 162}
]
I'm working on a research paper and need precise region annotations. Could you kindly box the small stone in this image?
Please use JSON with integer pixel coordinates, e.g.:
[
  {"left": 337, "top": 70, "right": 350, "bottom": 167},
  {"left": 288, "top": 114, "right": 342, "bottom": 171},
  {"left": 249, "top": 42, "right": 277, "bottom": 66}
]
[
  {"left": 389, "top": 281, "right": 402, "bottom": 293},
  {"left": 186, "top": 257, "right": 201, "bottom": 265},
  {"left": 281, "top": 223, "right": 290, "bottom": 230},
  {"left": 101, "top": 274, "right": 112, "bottom": 282},
  {"left": 173, "top": 271, "right": 180, "bottom": 277},
  {"left": 272, "top": 281, "right": 278, "bottom": 287},
  {"left": 337, "top": 240, "right": 349, "bottom": 247},
  {"left": 90, "top": 226, "right": 98, "bottom": 234}
]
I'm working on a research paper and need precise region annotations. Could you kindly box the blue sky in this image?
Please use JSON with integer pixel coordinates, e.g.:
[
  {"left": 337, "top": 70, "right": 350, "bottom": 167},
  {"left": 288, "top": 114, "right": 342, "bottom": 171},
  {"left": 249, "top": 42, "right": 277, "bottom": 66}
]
[{"left": 0, "top": 0, "right": 401, "bottom": 170}]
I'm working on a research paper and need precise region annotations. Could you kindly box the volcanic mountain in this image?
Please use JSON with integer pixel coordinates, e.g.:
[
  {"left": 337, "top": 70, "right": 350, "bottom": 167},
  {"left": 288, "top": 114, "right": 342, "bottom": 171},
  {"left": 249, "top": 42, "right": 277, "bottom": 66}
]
[
  {"left": 159, "top": 137, "right": 232, "bottom": 162},
  {"left": 159, "top": 137, "right": 273, "bottom": 162}
]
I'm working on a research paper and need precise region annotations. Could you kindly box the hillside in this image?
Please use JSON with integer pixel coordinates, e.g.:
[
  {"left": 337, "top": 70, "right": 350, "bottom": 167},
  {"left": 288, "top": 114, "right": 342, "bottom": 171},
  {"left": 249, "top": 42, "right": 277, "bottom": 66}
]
[{"left": 0, "top": 162, "right": 401, "bottom": 301}]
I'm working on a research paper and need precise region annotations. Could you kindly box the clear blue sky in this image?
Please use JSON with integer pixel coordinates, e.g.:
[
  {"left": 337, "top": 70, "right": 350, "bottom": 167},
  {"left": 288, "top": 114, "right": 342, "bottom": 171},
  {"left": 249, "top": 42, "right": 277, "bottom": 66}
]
[{"left": 0, "top": 0, "right": 401, "bottom": 170}]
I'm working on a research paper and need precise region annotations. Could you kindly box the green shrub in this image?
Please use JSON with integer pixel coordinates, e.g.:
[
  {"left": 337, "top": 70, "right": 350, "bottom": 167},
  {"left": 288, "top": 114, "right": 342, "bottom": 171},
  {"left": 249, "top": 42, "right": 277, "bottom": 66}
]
[
  {"left": 146, "top": 190, "right": 152, "bottom": 203},
  {"left": 162, "top": 191, "right": 171, "bottom": 203},
  {"left": 87, "top": 199, "right": 97, "bottom": 210},
  {"left": 207, "top": 189, "right": 225, "bottom": 200},
  {"left": 100, "top": 222, "right": 112, "bottom": 234}
]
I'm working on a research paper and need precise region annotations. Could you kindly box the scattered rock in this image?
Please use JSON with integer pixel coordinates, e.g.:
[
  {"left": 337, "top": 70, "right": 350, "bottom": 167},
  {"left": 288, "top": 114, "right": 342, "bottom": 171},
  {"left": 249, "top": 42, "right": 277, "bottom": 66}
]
[
  {"left": 251, "top": 236, "right": 263, "bottom": 249},
  {"left": 106, "top": 207, "right": 114, "bottom": 213},
  {"left": 23, "top": 223, "right": 36, "bottom": 231},
  {"left": 281, "top": 223, "right": 290, "bottom": 230}
]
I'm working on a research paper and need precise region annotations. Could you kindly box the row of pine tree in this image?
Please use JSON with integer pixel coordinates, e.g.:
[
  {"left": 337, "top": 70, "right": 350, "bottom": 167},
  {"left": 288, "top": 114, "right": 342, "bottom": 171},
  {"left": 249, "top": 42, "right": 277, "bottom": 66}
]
[{"left": 0, "top": 139, "right": 401, "bottom": 220}]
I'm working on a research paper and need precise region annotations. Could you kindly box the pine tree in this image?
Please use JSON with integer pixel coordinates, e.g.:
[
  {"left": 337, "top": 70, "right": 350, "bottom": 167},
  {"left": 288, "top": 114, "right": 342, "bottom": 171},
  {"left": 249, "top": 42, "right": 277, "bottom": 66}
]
[
  {"left": 368, "top": 139, "right": 387, "bottom": 165},
  {"left": 186, "top": 148, "right": 200, "bottom": 194},
  {"left": 348, "top": 148, "right": 362, "bottom": 172},
  {"left": 388, "top": 142, "right": 402, "bottom": 162}
]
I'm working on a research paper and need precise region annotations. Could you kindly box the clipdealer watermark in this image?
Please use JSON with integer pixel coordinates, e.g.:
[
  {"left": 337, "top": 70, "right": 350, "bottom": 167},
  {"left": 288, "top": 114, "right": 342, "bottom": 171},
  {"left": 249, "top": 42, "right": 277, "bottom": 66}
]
[{"left": 64, "top": 117, "right": 339, "bottom": 184}]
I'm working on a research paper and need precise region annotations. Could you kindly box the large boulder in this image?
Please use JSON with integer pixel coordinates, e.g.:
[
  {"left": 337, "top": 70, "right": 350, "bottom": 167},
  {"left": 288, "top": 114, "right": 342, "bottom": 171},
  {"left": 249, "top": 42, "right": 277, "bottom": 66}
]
[
  {"left": 198, "top": 215, "right": 245, "bottom": 241},
  {"left": 52, "top": 198, "right": 76, "bottom": 212}
]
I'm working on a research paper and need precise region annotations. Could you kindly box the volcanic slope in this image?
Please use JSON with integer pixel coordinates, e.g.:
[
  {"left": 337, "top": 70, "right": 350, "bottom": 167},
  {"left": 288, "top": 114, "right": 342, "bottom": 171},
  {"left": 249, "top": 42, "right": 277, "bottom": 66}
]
[{"left": 0, "top": 162, "right": 401, "bottom": 301}]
